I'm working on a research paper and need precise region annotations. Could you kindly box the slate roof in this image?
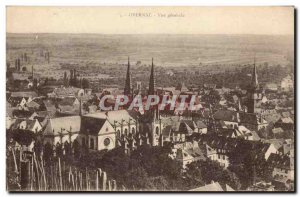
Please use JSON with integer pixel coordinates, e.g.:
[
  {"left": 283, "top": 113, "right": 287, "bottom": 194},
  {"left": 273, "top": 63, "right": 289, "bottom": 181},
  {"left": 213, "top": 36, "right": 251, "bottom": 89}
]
[{"left": 80, "top": 116, "right": 107, "bottom": 135}]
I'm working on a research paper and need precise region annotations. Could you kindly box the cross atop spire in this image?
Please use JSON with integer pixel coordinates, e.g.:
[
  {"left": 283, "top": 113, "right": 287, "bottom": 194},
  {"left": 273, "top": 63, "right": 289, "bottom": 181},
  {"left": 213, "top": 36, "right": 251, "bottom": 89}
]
[
  {"left": 124, "top": 56, "right": 131, "bottom": 96},
  {"left": 148, "top": 58, "right": 155, "bottom": 95}
]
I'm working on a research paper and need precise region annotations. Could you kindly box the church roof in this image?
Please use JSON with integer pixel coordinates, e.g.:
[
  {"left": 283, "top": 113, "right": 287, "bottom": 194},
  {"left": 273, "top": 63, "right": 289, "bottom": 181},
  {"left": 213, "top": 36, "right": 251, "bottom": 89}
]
[
  {"left": 80, "top": 116, "right": 107, "bottom": 135},
  {"left": 84, "top": 110, "right": 138, "bottom": 125},
  {"left": 43, "top": 115, "right": 81, "bottom": 136}
]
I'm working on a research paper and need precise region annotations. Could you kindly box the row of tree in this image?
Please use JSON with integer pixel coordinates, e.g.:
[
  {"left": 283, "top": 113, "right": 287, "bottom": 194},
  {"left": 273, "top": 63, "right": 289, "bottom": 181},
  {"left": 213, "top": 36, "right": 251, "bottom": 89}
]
[{"left": 63, "top": 70, "right": 90, "bottom": 89}]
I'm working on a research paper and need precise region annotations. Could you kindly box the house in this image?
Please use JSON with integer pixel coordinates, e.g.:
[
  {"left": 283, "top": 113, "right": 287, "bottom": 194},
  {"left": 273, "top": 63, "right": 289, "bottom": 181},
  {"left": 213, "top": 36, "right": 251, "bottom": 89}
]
[
  {"left": 267, "top": 152, "right": 294, "bottom": 190},
  {"left": 47, "top": 87, "right": 85, "bottom": 98},
  {"left": 26, "top": 100, "right": 40, "bottom": 111},
  {"left": 170, "top": 141, "right": 206, "bottom": 169},
  {"left": 213, "top": 110, "right": 239, "bottom": 129},
  {"left": 161, "top": 117, "right": 207, "bottom": 144},
  {"left": 265, "top": 83, "right": 278, "bottom": 91},
  {"left": 197, "top": 134, "right": 277, "bottom": 168},
  {"left": 8, "top": 91, "right": 38, "bottom": 107},
  {"left": 196, "top": 120, "right": 208, "bottom": 134},
  {"left": 281, "top": 75, "right": 293, "bottom": 92},
  {"left": 274, "top": 117, "right": 294, "bottom": 131},
  {"left": 11, "top": 118, "right": 42, "bottom": 133}
]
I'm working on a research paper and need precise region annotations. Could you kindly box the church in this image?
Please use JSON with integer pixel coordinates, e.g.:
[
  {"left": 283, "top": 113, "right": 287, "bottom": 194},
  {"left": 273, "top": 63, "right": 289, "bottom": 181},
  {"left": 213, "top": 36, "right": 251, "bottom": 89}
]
[{"left": 40, "top": 57, "right": 164, "bottom": 155}]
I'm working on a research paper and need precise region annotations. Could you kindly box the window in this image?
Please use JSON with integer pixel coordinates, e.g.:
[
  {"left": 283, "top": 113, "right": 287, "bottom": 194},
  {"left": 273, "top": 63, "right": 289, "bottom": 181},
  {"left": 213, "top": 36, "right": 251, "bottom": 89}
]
[
  {"left": 117, "top": 130, "right": 120, "bottom": 138},
  {"left": 104, "top": 138, "right": 110, "bottom": 146},
  {"left": 90, "top": 138, "right": 94, "bottom": 149},
  {"left": 156, "top": 127, "right": 159, "bottom": 135},
  {"left": 218, "top": 154, "right": 220, "bottom": 159},
  {"left": 132, "top": 128, "right": 135, "bottom": 135},
  {"left": 124, "top": 129, "right": 128, "bottom": 136}
]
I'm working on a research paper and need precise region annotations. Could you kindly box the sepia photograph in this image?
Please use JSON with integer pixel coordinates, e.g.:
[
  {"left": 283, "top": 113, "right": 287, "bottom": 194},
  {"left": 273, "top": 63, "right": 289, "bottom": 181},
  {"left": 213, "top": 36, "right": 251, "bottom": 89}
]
[{"left": 6, "top": 6, "right": 295, "bottom": 192}]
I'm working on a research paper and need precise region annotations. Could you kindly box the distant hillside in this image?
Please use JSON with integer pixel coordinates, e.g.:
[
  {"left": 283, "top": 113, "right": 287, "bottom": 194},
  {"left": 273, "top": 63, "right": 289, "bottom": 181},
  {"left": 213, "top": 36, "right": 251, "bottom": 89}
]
[{"left": 6, "top": 33, "right": 294, "bottom": 68}]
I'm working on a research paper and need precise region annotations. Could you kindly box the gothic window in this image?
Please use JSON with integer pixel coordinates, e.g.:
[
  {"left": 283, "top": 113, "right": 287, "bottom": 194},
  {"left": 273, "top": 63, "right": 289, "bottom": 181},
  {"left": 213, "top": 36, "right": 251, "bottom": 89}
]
[
  {"left": 132, "top": 128, "right": 135, "bottom": 135},
  {"left": 125, "top": 129, "right": 128, "bottom": 136},
  {"left": 155, "top": 126, "right": 159, "bottom": 135},
  {"left": 117, "top": 130, "right": 121, "bottom": 138}
]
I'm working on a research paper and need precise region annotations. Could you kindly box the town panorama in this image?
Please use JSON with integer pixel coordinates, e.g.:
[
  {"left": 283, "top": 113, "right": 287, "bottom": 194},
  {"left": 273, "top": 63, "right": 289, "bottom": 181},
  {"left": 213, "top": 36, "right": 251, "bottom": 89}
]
[{"left": 6, "top": 8, "right": 294, "bottom": 193}]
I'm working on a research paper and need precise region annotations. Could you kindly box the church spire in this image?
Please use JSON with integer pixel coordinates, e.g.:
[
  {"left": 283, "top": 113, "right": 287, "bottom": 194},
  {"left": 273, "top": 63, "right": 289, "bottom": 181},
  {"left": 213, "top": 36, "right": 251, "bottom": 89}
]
[
  {"left": 124, "top": 56, "right": 131, "bottom": 96},
  {"left": 148, "top": 58, "right": 155, "bottom": 95},
  {"left": 251, "top": 56, "right": 258, "bottom": 89}
]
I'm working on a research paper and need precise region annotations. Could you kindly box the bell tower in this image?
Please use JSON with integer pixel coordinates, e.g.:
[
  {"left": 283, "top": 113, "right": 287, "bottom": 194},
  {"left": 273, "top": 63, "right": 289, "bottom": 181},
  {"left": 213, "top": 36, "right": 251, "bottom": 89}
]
[
  {"left": 247, "top": 57, "right": 261, "bottom": 114},
  {"left": 124, "top": 57, "right": 132, "bottom": 96},
  {"left": 146, "top": 58, "right": 162, "bottom": 146}
]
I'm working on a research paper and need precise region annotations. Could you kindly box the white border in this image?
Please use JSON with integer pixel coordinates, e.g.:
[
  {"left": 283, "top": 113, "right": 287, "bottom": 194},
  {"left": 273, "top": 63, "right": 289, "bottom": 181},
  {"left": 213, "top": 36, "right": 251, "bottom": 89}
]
[{"left": 1, "top": 1, "right": 298, "bottom": 197}]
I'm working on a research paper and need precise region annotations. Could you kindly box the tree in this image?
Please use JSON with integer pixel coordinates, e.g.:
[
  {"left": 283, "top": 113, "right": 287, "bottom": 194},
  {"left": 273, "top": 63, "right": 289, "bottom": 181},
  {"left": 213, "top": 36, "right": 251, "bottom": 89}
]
[
  {"left": 82, "top": 78, "right": 90, "bottom": 89},
  {"left": 227, "top": 143, "right": 270, "bottom": 189},
  {"left": 123, "top": 167, "right": 155, "bottom": 190},
  {"left": 63, "top": 71, "right": 68, "bottom": 87},
  {"left": 201, "top": 89, "right": 221, "bottom": 106},
  {"left": 186, "top": 159, "right": 241, "bottom": 190}
]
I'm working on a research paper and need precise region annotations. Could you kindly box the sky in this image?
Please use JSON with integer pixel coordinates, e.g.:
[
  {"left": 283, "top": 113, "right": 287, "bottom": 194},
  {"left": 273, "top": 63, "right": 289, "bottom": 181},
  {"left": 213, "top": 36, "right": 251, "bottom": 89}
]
[{"left": 6, "top": 6, "right": 294, "bottom": 35}]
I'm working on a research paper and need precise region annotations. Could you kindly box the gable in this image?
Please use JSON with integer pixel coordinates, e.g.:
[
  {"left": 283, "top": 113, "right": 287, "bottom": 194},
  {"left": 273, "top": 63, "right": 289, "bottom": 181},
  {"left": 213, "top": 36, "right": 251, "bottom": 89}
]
[{"left": 98, "top": 120, "right": 115, "bottom": 135}]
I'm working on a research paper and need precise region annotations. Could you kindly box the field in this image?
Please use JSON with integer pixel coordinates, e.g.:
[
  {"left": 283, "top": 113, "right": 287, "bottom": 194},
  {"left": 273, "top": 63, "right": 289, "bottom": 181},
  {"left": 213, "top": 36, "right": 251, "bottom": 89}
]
[{"left": 7, "top": 33, "right": 294, "bottom": 70}]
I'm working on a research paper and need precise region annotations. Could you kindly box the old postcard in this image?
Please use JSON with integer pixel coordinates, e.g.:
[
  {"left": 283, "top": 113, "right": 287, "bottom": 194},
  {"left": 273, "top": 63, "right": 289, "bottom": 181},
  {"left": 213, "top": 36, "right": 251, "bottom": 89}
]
[{"left": 6, "top": 6, "right": 295, "bottom": 192}]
